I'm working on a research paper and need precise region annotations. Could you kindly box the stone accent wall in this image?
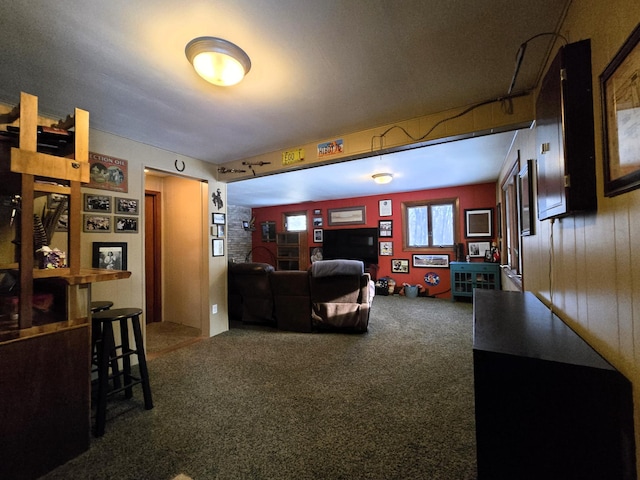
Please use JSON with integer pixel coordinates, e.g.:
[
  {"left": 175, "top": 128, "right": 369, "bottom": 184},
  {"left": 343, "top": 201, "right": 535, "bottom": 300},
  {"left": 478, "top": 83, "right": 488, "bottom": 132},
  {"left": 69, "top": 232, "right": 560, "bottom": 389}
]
[{"left": 227, "top": 205, "right": 253, "bottom": 263}]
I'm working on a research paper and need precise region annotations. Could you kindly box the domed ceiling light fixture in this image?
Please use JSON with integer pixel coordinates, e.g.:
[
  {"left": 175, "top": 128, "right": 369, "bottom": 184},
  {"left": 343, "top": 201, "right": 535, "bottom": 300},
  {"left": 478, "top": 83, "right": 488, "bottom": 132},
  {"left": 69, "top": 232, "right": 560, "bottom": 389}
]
[
  {"left": 372, "top": 173, "right": 393, "bottom": 184},
  {"left": 185, "top": 36, "right": 251, "bottom": 87}
]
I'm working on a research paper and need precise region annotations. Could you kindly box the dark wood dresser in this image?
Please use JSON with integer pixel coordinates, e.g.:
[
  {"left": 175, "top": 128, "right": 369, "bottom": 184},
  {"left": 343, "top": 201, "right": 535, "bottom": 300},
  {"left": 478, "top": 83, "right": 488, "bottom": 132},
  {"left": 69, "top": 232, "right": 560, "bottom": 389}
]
[{"left": 473, "top": 289, "right": 636, "bottom": 480}]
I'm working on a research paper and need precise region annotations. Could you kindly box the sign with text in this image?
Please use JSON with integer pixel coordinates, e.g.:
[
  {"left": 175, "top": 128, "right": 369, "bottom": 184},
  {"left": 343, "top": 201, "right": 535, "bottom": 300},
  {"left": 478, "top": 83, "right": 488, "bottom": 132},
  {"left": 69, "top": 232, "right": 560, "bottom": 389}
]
[
  {"left": 317, "top": 139, "right": 343, "bottom": 158},
  {"left": 86, "top": 152, "right": 129, "bottom": 193},
  {"left": 282, "top": 148, "right": 305, "bottom": 166}
]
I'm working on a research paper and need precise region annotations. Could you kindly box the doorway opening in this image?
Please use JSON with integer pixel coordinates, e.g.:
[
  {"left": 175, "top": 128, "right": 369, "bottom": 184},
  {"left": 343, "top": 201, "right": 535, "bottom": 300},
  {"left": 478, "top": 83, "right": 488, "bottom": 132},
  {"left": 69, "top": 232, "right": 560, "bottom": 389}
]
[{"left": 144, "top": 169, "right": 207, "bottom": 359}]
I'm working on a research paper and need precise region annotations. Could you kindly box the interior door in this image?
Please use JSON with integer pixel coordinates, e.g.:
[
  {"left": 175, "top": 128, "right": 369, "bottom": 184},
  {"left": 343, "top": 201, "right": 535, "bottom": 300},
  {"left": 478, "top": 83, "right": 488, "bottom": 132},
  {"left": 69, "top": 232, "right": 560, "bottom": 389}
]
[{"left": 144, "top": 191, "right": 162, "bottom": 323}]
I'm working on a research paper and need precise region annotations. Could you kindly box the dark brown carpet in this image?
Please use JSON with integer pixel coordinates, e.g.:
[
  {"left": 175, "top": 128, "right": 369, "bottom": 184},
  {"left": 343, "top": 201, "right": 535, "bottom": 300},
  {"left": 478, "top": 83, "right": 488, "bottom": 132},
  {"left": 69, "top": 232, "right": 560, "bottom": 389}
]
[{"left": 39, "top": 295, "right": 477, "bottom": 480}]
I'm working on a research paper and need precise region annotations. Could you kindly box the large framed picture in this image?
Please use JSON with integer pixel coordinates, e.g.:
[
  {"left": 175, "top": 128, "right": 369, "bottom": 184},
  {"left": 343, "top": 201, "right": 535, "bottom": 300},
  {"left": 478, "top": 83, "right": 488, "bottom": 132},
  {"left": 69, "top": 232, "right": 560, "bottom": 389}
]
[
  {"left": 412, "top": 254, "right": 449, "bottom": 268},
  {"left": 601, "top": 23, "right": 640, "bottom": 197},
  {"left": 464, "top": 208, "right": 493, "bottom": 238},
  {"left": 327, "top": 206, "right": 366, "bottom": 226},
  {"left": 92, "top": 242, "right": 127, "bottom": 270}
]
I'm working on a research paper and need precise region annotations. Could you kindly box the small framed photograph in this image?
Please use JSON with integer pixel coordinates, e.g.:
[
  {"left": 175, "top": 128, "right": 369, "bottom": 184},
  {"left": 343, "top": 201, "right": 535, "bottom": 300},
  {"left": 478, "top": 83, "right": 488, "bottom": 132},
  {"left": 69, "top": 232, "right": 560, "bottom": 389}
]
[
  {"left": 465, "top": 208, "right": 493, "bottom": 238},
  {"left": 261, "top": 221, "right": 276, "bottom": 242},
  {"left": 379, "top": 199, "right": 392, "bottom": 216},
  {"left": 391, "top": 259, "right": 409, "bottom": 273},
  {"left": 379, "top": 219, "right": 392, "bottom": 237},
  {"left": 313, "top": 217, "right": 323, "bottom": 227},
  {"left": 92, "top": 242, "right": 127, "bottom": 270},
  {"left": 217, "top": 225, "right": 225, "bottom": 237},
  {"left": 467, "top": 241, "right": 491, "bottom": 258},
  {"left": 412, "top": 254, "right": 449, "bottom": 268},
  {"left": 212, "top": 238, "right": 224, "bottom": 257},
  {"left": 84, "top": 194, "right": 111, "bottom": 212},
  {"left": 313, "top": 228, "right": 323, "bottom": 242},
  {"left": 115, "top": 197, "right": 139, "bottom": 215},
  {"left": 313, "top": 209, "right": 322, "bottom": 215},
  {"left": 212, "top": 213, "right": 226, "bottom": 225},
  {"left": 379, "top": 241, "right": 393, "bottom": 256},
  {"left": 310, "top": 246, "right": 323, "bottom": 263},
  {"left": 83, "top": 214, "right": 111, "bottom": 232},
  {"left": 115, "top": 216, "right": 139, "bottom": 233}
]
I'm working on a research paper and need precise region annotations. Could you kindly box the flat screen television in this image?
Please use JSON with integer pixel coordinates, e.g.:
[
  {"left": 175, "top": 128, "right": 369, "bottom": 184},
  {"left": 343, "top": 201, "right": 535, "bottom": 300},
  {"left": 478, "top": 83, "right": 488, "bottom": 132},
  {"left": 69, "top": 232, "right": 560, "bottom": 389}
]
[{"left": 322, "top": 228, "right": 378, "bottom": 266}]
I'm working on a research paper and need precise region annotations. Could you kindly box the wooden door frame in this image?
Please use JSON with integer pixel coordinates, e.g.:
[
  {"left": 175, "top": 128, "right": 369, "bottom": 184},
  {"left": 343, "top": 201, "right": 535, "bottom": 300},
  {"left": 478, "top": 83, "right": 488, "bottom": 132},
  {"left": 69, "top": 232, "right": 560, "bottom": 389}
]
[{"left": 145, "top": 190, "right": 162, "bottom": 323}]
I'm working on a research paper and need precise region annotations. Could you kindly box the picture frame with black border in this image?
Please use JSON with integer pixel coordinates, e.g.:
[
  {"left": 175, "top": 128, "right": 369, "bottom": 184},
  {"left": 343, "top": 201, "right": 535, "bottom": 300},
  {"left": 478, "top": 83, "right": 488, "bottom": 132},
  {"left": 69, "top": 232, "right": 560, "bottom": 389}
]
[
  {"left": 313, "top": 209, "right": 322, "bottom": 215},
  {"left": 379, "top": 241, "right": 393, "bottom": 256},
  {"left": 379, "top": 219, "right": 392, "bottom": 237},
  {"left": 327, "top": 206, "right": 366, "bottom": 226},
  {"left": 379, "top": 199, "right": 392, "bottom": 216},
  {"left": 115, "top": 197, "right": 139, "bottom": 215},
  {"left": 412, "top": 254, "right": 449, "bottom": 268},
  {"left": 601, "top": 23, "right": 640, "bottom": 197},
  {"left": 83, "top": 194, "right": 111, "bottom": 213},
  {"left": 313, "top": 228, "right": 323, "bottom": 242},
  {"left": 467, "top": 241, "right": 491, "bottom": 258},
  {"left": 391, "top": 258, "right": 409, "bottom": 273},
  {"left": 212, "top": 212, "right": 226, "bottom": 225},
  {"left": 313, "top": 217, "right": 323, "bottom": 227},
  {"left": 83, "top": 214, "right": 111, "bottom": 232},
  {"left": 261, "top": 221, "right": 276, "bottom": 242},
  {"left": 115, "top": 216, "right": 138, "bottom": 233},
  {"left": 92, "top": 242, "right": 127, "bottom": 270},
  {"left": 464, "top": 208, "right": 493, "bottom": 238},
  {"left": 212, "top": 238, "right": 224, "bottom": 257}
]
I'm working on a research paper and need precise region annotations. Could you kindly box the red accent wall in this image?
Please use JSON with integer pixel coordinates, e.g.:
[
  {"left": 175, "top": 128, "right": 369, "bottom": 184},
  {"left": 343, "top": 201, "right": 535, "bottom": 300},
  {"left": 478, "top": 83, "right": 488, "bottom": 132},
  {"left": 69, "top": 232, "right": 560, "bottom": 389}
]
[{"left": 251, "top": 182, "right": 496, "bottom": 299}]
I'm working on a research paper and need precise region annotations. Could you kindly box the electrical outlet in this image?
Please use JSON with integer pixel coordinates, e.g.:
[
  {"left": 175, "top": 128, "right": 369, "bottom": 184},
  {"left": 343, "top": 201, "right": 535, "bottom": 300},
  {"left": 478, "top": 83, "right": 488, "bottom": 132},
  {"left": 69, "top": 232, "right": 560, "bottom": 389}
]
[{"left": 211, "top": 304, "right": 218, "bottom": 314}]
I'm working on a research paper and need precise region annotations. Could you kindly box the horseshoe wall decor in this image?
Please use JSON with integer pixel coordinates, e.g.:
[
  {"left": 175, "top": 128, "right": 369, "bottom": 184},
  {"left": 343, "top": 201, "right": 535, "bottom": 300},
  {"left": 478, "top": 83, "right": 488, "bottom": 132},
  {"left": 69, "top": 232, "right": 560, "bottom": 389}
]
[{"left": 174, "top": 159, "right": 186, "bottom": 172}]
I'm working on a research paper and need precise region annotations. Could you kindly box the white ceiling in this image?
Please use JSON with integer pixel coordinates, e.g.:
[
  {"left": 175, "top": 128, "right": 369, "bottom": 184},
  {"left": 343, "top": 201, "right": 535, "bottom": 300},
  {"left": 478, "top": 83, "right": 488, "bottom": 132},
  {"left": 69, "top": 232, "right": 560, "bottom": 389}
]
[{"left": 0, "top": 1, "right": 569, "bottom": 207}]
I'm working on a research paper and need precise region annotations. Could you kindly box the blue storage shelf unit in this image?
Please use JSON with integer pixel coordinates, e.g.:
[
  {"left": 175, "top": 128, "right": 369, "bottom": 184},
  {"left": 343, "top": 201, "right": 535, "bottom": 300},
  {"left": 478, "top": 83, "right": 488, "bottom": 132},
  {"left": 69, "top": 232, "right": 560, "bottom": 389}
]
[{"left": 450, "top": 261, "right": 500, "bottom": 301}]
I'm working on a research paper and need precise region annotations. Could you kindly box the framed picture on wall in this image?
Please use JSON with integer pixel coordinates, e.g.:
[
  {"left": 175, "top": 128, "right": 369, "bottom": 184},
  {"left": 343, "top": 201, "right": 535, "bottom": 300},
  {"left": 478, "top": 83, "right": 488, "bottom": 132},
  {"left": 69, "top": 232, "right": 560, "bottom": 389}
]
[
  {"left": 115, "top": 216, "right": 138, "bottom": 233},
  {"left": 412, "top": 254, "right": 449, "bottom": 268},
  {"left": 391, "top": 259, "right": 409, "bottom": 273},
  {"left": 379, "top": 241, "right": 393, "bottom": 256},
  {"left": 379, "top": 220, "right": 392, "bottom": 237},
  {"left": 212, "top": 213, "right": 226, "bottom": 225},
  {"left": 379, "top": 199, "right": 392, "bottom": 216},
  {"left": 83, "top": 214, "right": 111, "bottom": 232},
  {"left": 261, "top": 221, "right": 276, "bottom": 242},
  {"left": 83, "top": 194, "right": 111, "bottom": 212},
  {"left": 212, "top": 238, "right": 224, "bottom": 256},
  {"left": 313, "top": 228, "right": 323, "bottom": 242},
  {"left": 467, "top": 241, "right": 491, "bottom": 258},
  {"left": 115, "top": 197, "right": 139, "bottom": 214},
  {"left": 328, "top": 206, "right": 366, "bottom": 226},
  {"left": 92, "top": 242, "right": 127, "bottom": 270},
  {"left": 464, "top": 208, "right": 493, "bottom": 238}
]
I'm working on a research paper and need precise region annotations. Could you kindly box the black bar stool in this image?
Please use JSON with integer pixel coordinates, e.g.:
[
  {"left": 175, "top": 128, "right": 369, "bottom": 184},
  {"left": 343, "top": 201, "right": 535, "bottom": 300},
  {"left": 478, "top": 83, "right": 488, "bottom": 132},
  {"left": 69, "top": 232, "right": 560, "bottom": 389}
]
[
  {"left": 91, "top": 300, "right": 114, "bottom": 313},
  {"left": 92, "top": 307, "right": 153, "bottom": 437}
]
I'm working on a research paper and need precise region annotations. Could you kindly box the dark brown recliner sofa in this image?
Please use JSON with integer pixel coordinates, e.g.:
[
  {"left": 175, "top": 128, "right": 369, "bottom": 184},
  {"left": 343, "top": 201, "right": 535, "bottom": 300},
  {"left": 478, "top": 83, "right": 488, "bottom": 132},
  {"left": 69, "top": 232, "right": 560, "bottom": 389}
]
[
  {"left": 228, "top": 260, "right": 373, "bottom": 332},
  {"left": 228, "top": 262, "right": 275, "bottom": 325}
]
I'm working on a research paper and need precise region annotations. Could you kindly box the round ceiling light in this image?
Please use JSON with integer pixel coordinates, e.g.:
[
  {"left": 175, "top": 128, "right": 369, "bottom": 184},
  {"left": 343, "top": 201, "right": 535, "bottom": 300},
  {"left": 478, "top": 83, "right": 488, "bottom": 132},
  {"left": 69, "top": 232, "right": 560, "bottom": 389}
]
[
  {"left": 372, "top": 173, "right": 393, "bottom": 184},
  {"left": 185, "top": 37, "right": 251, "bottom": 87}
]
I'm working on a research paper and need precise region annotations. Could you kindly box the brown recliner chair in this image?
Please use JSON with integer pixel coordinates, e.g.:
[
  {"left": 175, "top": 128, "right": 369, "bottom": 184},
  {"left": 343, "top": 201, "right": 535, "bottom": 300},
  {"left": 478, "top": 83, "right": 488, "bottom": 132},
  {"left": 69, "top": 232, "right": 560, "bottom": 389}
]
[
  {"left": 228, "top": 262, "right": 275, "bottom": 325},
  {"left": 308, "top": 259, "right": 373, "bottom": 332}
]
